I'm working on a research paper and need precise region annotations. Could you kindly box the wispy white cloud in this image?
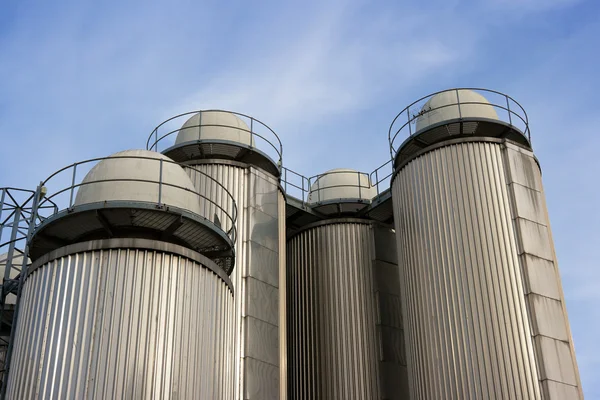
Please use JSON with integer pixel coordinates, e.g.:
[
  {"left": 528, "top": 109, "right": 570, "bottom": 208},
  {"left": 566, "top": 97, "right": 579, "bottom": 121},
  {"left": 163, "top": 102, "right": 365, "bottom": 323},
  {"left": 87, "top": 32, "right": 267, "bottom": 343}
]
[
  {"left": 169, "top": 3, "right": 481, "bottom": 170},
  {"left": 175, "top": 6, "right": 475, "bottom": 121}
]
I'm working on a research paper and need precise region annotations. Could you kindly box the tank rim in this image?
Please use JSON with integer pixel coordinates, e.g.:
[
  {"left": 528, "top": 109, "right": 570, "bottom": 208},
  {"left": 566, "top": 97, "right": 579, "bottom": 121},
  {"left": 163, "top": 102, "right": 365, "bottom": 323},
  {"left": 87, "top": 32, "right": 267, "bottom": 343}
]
[
  {"left": 286, "top": 217, "right": 393, "bottom": 240},
  {"left": 390, "top": 136, "right": 536, "bottom": 186},
  {"left": 29, "top": 201, "right": 236, "bottom": 274},
  {"left": 27, "top": 238, "right": 233, "bottom": 294},
  {"left": 161, "top": 139, "right": 281, "bottom": 177}
]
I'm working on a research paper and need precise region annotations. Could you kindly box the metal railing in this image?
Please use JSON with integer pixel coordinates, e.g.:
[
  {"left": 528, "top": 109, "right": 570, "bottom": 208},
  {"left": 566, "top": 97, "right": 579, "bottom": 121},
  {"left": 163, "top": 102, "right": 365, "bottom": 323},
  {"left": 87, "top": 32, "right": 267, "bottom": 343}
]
[
  {"left": 282, "top": 167, "right": 310, "bottom": 203},
  {"left": 37, "top": 155, "right": 238, "bottom": 246},
  {"left": 282, "top": 161, "right": 394, "bottom": 206},
  {"left": 146, "top": 110, "right": 283, "bottom": 171},
  {"left": 369, "top": 159, "right": 394, "bottom": 198},
  {"left": 389, "top": 88, "right": 531, "bottom": 159},
  {"left": 307, "top": 170, "right": 374, "bottom": 204}
]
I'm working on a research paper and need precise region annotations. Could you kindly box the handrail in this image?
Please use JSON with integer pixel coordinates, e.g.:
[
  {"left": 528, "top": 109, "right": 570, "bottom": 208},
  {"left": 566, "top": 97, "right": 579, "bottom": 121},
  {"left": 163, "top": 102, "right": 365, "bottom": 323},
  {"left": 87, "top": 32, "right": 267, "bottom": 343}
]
[
  {"left": 282, "top": 167, "right": 310, "bottom": 203},
  {"left": 307, "top": 170, "right": 373, "bottom": 204},
  {"left": 147, "top": 109, "right": 283, "bottom": 171},
  {"left": 281, "top": 162, "right": 394, "bottom": 207},
  {"left": 35, "top": 155, "right": 238, "bottom": 246},
  {"left": 388, "top": 88, "right": 530, "bottom": 159}
]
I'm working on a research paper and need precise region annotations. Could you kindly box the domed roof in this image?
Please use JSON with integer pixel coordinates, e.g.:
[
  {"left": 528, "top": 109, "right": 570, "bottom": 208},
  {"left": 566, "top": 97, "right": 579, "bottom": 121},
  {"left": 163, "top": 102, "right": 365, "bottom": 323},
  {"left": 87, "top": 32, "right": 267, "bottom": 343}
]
[
  {"left": 175, "top": 111, "right": 255, "bottom": 147},
  {"left": 74, "top": 149, "right": 201, "bottom": 215},
  {"left": 415, "top": 89, "right": 499, "bottom": 133},
  {"left": 308, "top": 168, "right": 376, "bottom": 204}
]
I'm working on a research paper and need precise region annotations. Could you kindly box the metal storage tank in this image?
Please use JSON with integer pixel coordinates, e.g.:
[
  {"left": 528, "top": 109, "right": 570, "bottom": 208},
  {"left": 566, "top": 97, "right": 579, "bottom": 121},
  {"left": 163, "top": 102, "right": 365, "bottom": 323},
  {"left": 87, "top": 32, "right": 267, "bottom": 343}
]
[
  {"left": 286, "top": 170, "right": 409, "bottom": 400},
  {"left": 6, "top": 150, "right": 237, "bottom": 399},
  {"left": 148, "top": 111, "right": 287, "bottom": 400},
  {"left": 388, "top": 88, "right": 583, "bottom": 399}
]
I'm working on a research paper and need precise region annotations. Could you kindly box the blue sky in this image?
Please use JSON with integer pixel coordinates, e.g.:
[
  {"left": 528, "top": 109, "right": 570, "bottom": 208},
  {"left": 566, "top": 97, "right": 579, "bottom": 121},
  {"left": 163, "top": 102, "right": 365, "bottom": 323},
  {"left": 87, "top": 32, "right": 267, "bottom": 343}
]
[{"left": 1, "top": 0, "right": 599, "bottom": 396}]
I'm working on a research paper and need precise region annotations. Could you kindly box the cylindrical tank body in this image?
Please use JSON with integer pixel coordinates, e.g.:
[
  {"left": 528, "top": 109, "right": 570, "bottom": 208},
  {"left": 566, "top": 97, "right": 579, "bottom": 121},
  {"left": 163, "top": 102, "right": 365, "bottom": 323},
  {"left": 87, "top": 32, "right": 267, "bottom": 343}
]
[
  {"left": 390, "top": 89, "right": 582, "bottom": 399},
  {"left": 160, "top": 107, "right": 286, "bottom": 400},
  {"left": 287, "top": 219, "right": 408, "bottom": 400},
  {"left": 6, "top": 239, "right": 234, "bottom": 399},
  {"left": 391, "top": 138, "right": 583, "bottom": 399},
  {"left": 184, "top": 160, "right": 285, "bottom": 400}
]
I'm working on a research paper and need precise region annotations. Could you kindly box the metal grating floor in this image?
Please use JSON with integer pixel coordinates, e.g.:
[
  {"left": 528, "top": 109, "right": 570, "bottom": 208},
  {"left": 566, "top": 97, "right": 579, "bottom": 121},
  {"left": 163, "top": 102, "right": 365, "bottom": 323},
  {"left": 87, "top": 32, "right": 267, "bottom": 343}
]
[
  {"left": 29, "top": 203, "right": 235, "bottom": 272},
  {"left": 394, "top": 119, "right": 530, "bottom": 168},
  {"left": 163, "top": 141, "right": 280, "bottom": 177}
]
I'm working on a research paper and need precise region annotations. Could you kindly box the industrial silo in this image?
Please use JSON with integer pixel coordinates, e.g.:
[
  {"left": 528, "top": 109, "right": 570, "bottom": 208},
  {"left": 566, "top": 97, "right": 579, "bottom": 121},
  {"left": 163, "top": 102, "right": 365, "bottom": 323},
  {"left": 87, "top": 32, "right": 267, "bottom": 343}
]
[
  {"left": 286, "top": 169, "right": 409, "bottom": 399},
  {"left": 6, "top": 150, "right": 237, "bottom": 399},
  {"left": 148, "top": 111, "right": 286, "bottom": 400},
  {"left": 388, "top": 88, "right": 583, "bottom": 399}
]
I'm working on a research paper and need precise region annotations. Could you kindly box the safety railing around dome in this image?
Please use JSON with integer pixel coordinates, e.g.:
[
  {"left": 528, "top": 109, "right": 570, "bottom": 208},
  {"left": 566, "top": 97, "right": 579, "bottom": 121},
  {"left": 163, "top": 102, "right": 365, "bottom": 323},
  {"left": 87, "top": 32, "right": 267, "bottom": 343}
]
[
  {"left": 282, "top": 167, "right": 311, "bottom": 203},
  {"left": 282, "top": 161, "right": 394, "bottom": 206},
  {"left": 389, "top": 88, "right": 530, "bottom": 159},
  {"left": 35, "top": 156, "right": 238, "bottom": 246},
  {"left": 147, "top": 110, "right": 283, "bottom": 172}
]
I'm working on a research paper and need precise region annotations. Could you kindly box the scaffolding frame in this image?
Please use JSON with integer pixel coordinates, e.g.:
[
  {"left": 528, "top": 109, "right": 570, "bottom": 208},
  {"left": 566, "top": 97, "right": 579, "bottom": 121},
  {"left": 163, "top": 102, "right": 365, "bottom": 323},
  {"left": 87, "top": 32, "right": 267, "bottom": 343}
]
[{"left": 0, "top": 185, "right": 52, "bottom": 398}]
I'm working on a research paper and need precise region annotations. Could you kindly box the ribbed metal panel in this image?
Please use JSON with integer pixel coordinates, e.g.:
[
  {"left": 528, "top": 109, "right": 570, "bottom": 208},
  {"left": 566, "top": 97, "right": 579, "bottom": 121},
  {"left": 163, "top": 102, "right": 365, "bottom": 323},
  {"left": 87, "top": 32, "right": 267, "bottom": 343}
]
[
  {"left": 504, "top": 142, "right": 583, "bottom": 398},
  {"left": 278, "top": 190, "right": 288, "bottom": 400},
  {"left": 186, "top": 163, "right": 283, "bottom": 400},
  {"left": 7, "top": 243, "right": 234, "bottom": 399},
  {"left": 186, "top": 164, "right": 248, "bottom": 400},
  {"left": 287, "top": 221, "right": 406, "bottom": 399},
  {"left": 392, "top": 141, "right": 540, "bottom": 399}
]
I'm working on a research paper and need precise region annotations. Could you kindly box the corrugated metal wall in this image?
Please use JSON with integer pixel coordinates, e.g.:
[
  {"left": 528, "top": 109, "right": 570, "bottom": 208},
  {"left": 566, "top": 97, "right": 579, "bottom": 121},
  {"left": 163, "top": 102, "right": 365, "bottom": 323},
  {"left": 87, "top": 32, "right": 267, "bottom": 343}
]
[
  {"left": 7, "top": 244, "right": 234, "bottom": 399},
  {"left": 503, "top": 142, "right": 583, "bottom": 399},
  {"left": 392, "top": 141, "right": 541, "bottom": 399},
  {"left": 287, "top": 220, "right": 408, "bottom": 399},
  {"left": 278, "top": 190, "right": 287, "bottom": 400},
  {"left": 186, "top": 163, "right": 284, "bottom": 400}
]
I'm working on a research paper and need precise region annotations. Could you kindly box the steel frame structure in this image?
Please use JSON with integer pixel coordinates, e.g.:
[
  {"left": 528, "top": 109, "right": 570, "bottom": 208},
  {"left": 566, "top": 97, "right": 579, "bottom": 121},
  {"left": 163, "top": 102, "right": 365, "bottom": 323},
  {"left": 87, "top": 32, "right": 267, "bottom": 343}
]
[{"left": 0, "top": 185, "right": 52, "bottom": 398}]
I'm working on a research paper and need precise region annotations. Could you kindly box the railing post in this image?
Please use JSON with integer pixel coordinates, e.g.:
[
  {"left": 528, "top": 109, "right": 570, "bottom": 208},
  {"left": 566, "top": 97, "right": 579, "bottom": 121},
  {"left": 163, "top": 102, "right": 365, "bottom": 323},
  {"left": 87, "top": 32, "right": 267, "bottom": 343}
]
[
  {"left": 301, "top": 177, "right": 305, "bottom": 203},
  {"left": 69, "top": 164, "right": 77, "bottom": 208},
  {"left": 506, "top": 95, "right": 513, "bottom": 126},
  {"left": 375, "top": 169, "right": 380, "bottom": 196},
  {"left": 250, "top": 118, "right": 254, "bottom": 148},
  {"left": 357, "top": 171, "right": 362, "bottom": 199},
  {"left": 456, "top": 89, "right": 462, "bottom": 119},
  {"left": 407, "top": 108, "right": 412, "bottom": 136},
  {"left": 198, "top": 111, "right": 203, "bottom": 141},
  {"left": 154, "top": 129, "right": 158, "bottom": 152},
  {"left": 317, "top": 177, "right": 321, "bottom": 203},
  {"left": 158, "top": 159, "right": 163, "bottom": 207}
]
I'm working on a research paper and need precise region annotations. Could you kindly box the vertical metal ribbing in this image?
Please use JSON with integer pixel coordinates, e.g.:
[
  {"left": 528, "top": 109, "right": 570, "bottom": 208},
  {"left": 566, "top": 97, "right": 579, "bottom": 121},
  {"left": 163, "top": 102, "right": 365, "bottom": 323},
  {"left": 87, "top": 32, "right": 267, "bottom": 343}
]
[
  {"left": 186, "top": 163, "right": 283, "bottom": 400},
  {"left": 185, "top": 164, "right": 247, "bottom": 399},
  {"left": 391, "top": 141, "right": 541, "bottom": 400},
  {"left": 501, "top": 143, "right": 583, "bottom": 398},
  {"left": 287, "top": 221, "right": 392, "bottom": 400},
  {"left": 278, "top": 191, "right": 287, "bottom": 400},
  {"left": 6, "top": 246, "right": 234, "bottom": 399}
]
